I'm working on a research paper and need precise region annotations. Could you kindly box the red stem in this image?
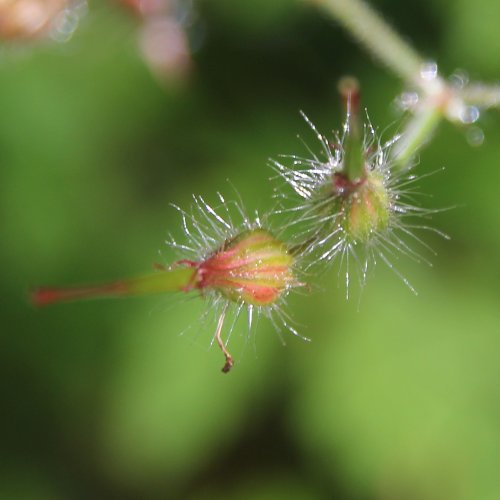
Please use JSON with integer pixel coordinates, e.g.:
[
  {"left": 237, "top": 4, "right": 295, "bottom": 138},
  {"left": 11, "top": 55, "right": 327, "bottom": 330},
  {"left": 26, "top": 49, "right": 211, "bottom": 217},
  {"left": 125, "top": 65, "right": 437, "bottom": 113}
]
[{"left": 31, "top": 282, "right": 128, "bottom": 307}]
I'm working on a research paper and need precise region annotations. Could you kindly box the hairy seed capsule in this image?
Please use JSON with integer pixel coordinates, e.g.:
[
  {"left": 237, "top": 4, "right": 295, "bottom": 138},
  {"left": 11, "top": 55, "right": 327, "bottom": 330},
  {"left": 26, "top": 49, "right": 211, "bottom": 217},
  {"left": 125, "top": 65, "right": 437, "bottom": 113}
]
[
  {"left": 194, "top": 229, "right": 295, "bottom": 306},
  {"left": 342, "top": 172, "right": 390, "bottom": 242}
]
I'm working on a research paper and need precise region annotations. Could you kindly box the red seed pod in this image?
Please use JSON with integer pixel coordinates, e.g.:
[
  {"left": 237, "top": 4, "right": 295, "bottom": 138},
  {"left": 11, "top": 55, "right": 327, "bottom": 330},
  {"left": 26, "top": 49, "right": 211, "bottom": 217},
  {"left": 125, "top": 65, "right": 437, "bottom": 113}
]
[
  {"left": 184, "top": 228, "right": 296, "bottom": 307},
  {"left": 171, "top": 223, "right": 299, "bottom": 373},
  {"left": 32, "top": 196, "right": 305, "bottom": 373}
]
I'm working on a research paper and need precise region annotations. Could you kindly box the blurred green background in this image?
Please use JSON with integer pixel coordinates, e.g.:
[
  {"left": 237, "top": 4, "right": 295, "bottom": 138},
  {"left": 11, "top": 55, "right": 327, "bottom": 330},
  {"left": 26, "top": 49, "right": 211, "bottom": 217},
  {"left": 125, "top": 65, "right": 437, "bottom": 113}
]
[{"left": 1, "top": 0, "right": 500, "bottom": 499}]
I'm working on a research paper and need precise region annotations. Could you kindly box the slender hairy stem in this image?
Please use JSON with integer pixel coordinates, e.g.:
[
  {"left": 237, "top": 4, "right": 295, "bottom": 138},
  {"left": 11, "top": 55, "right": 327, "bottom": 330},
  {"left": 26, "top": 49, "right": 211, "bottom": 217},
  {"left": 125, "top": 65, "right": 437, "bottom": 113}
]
[{"left": 308, "top": 0, "right": 425, "bottom": 88}]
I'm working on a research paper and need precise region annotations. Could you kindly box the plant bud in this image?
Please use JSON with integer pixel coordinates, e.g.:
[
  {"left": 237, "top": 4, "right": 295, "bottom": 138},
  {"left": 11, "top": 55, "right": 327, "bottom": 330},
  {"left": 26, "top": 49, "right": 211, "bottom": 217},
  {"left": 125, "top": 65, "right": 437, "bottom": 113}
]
[{"left": 195, "top": 229, "right": 295, "bottom": 307}]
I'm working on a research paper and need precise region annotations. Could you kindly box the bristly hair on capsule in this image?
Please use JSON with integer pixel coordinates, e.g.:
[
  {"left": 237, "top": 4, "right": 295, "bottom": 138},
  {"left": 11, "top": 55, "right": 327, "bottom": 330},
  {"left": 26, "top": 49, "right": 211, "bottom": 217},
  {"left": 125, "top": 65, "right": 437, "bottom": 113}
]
[
  {"left": 271, "top": 108, "right": 450, "bottom": 298},
  {"left": 166, "top": 193, "right": 308, "bottom": 372}
]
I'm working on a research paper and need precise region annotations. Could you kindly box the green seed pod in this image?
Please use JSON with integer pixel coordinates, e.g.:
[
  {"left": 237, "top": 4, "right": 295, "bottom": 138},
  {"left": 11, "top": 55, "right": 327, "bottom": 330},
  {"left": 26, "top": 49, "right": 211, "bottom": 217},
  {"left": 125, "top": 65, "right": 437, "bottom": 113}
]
[{"left": 343, "top": 172, "right": 390, "bottom": 242}]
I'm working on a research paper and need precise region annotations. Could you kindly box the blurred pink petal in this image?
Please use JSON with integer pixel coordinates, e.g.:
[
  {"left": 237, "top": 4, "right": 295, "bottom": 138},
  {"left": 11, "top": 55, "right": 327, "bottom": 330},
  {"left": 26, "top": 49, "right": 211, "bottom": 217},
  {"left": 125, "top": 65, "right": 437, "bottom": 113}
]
[
  {"left": 139, "top": 16, "right": 191, "bottom": 82},
  {"left": 0, "top": 0, "right": 67, "bottom": 40}
]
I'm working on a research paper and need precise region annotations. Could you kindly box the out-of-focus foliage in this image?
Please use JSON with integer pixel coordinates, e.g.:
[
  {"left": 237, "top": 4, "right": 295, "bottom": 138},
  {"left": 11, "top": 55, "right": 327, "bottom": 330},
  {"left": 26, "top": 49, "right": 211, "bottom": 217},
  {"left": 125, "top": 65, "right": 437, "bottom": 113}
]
[{"left": 1, "top": 1, "right": 500, "bottom": 499}]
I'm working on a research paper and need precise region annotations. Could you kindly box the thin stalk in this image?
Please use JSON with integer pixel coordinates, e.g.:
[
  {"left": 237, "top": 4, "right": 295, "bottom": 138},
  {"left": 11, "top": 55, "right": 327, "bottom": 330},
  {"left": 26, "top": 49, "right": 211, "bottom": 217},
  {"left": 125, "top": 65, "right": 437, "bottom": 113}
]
[
  {"left": 339, "top": 77, "right": 365, "bottom": 181},
  {"left": 309, "top": 0, "right": 425, "bottom": 88},
  {"left": 31, "top": 267, "right": 197, "bottom": 307},
  {"left": 308, "top": 0, "right": 500, "bottom": 166},
  {"left": 391, "top": 99, "right": 444, "bottom": 170},
  {"left": 460, "top": 83, "right": 500, "bottom": 110}
]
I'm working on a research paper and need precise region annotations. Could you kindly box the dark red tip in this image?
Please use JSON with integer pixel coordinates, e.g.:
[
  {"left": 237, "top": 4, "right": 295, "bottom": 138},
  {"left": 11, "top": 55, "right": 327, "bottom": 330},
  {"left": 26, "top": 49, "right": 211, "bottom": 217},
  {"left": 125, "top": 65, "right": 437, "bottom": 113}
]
[
  {"left": 31, "top": 288, "right": 67, "bottom": 307},
  {"left": 30, "top": 282, "right": 127, "bottom": 307},
  {"left": 338, "top": 76, "right": 360, "bottom": 117}
]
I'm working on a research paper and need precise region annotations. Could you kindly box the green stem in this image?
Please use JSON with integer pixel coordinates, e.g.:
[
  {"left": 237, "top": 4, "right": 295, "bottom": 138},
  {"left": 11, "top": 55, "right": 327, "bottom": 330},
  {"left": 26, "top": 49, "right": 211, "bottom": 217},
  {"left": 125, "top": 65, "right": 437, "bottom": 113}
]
[
  {"left": 391, "top": 99, "right": 444, "bottom": 170},
  {"left": 339, "top": 77, "right": 365, "bottom": 181},
  {"left": 32, "top": 267, "right": 197, "bottom": 306},
  {"left": 309, "top": 0, "right": 425, "bottom": 88},
  {"left": 308, "top": 0, "right": 500, "bottom": 168},
  {"left": 460, "top": 83, "right": 500, "bottom": 110},
  {"left": 120, "top": 268, "right": 196, "bottom": 295}
]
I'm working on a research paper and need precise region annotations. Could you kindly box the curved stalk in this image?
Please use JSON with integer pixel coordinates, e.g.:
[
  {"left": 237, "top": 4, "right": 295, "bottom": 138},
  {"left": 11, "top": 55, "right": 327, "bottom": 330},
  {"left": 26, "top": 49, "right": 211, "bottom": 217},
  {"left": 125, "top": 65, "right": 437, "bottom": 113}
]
[{"left": 308, "top": 0, "right": 425, "bottom": 88}]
